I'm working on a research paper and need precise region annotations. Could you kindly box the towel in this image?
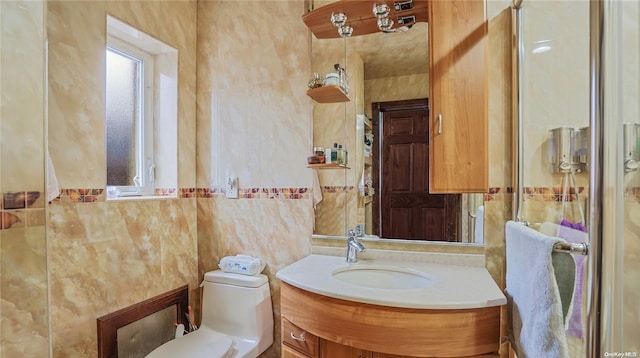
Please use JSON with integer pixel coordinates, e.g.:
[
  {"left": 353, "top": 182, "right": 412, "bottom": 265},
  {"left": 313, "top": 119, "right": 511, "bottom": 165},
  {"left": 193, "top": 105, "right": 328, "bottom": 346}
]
[
  {"left": 46, "top": 149, "right": 60, "bottom": 202},
  {"left": 474, "top": 206, "right": 484, "bottom": 244},
  {"left": 540, "top": 222, "right": 587, "bottom": 338},
  {"left": 505, "top": 221, "right": 575, "bottom": 358},
  {"left": 312, "top": 169, "right": 323, "bottom": 209},
  {"left": 557, "top": 225, "right": 586, "bottom": 338}
]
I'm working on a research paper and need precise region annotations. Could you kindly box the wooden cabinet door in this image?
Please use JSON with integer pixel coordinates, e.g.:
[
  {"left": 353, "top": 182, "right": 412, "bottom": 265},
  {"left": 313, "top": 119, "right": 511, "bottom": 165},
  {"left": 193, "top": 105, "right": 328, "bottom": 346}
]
[
  {"left": 320, "top": 339, "right": 371, "bottom": 358},
  {"left": 428, "top": 0, "right": 488, "bottom": 193},
  {"left": 283, "top": 344, "right": 312, "bottom": 358},
  {"left": 370, "top": 353, "right": 408, "bottom": 358}
]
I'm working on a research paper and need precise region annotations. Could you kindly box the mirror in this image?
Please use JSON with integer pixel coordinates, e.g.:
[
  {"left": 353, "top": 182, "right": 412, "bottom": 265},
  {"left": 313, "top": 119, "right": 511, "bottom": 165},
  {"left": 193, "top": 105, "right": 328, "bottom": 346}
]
[{"left": 311, "top": 21, "right": 484, "bottom": 244}]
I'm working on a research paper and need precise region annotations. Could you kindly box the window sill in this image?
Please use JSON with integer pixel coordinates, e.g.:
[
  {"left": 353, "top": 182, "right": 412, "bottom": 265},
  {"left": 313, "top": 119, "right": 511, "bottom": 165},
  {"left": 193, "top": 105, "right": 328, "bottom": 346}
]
[{"left": 106, "top": 194, "right": 178, "bottom": 201}]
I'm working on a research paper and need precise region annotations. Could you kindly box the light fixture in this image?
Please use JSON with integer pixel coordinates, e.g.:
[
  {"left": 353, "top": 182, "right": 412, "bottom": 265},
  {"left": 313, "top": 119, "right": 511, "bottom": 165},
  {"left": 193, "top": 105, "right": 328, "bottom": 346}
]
[
  {"left": 394, "top": 0, "right": 414, "bottom": 11},
  {"left": 331, "top": 12, "right": 353, "bottom": 38},
  {"left": 377, "top": 17, "right": 394, "bottom": 31},
  {"left": 330, "top": 12, "right": 347, "bottom": 27},
  {"left": 373, "top": 3, "right": 390, "bottom": 18},
  {"left": 338, "top": 25, "right": 353, "bottom": 37},
  {"left": 397, "top": 15, "right": 415, "bottom": 25}
]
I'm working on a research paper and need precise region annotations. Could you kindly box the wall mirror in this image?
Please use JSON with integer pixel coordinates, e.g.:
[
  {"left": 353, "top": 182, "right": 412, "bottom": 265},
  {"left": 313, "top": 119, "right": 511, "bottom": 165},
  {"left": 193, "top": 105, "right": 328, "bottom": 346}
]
[{"left": 310, "top": 19, "right": 485, "bottom": 245}]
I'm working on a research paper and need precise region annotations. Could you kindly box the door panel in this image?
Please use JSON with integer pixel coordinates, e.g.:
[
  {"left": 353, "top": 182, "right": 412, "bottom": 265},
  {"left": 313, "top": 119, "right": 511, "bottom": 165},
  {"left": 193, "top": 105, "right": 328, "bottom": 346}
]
[{"left": 375, "top": 102, "right": 460, "bottom": 241}]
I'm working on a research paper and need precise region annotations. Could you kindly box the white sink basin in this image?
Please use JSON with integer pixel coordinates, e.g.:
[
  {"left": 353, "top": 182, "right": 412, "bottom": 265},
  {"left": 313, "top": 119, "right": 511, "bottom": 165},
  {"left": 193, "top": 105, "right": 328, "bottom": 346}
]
[
  {"left": 276, "top": 255, "right": 508, "bottom": 309},
  {"left": 332, "top": 265, "right": 435, "bottom": 290}
]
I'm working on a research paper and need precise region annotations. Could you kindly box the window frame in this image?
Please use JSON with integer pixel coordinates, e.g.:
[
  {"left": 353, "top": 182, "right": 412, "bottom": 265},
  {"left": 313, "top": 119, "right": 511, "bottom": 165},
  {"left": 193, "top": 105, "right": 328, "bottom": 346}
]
[{"left": 105, "top": 36, "right": 155, "bottom": 197}]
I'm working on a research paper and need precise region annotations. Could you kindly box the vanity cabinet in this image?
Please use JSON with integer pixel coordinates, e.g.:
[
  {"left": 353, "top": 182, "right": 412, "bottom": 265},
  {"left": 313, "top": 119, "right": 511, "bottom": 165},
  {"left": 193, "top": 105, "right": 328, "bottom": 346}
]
[
  {"left": 428, "top": 0, "right": 488, "bottom": 193},
  {"left": 280, "top": 282, "right": 501, "bottom": 358}
]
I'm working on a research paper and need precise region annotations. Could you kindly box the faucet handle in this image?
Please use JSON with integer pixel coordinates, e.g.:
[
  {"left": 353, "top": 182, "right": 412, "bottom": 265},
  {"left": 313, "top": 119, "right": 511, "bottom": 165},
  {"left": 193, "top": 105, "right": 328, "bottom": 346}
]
[{"left": 347, "top": 229, "right": 355, "bottom": 238}]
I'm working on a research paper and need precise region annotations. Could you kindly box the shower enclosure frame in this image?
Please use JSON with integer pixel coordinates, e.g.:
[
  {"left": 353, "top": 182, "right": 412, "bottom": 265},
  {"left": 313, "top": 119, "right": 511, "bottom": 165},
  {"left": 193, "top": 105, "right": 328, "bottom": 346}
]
[{"left": 509, "top": 0, "right": 630, "bottom": 356}]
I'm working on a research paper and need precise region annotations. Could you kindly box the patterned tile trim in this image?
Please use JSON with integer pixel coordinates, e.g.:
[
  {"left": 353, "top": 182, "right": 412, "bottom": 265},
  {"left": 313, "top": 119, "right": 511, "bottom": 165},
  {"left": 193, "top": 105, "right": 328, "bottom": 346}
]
[
  {"left": 523, "top": 186, "right": 587, "bottom": 202},
  {"left": 1, "top": 191, "right": 45, "bottom": 230},
  {"left": 322, "top": 186, "right": 355, "bottom": 193},
  {"left": 197, "top": 187, "right": 310, "bottom": 199},
  {"left": 483, "top": 186, "right": 593, "bottom": 202}
]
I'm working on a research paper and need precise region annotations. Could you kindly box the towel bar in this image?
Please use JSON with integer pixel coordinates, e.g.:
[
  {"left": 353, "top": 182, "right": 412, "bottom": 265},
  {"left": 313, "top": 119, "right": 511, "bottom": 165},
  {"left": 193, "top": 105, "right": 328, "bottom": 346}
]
[
  {"left": 515, "top": 220, "right": 589, "bottom": 256},
  {"left": 553, "top": 242, "right": 588, "bottom": 255}
]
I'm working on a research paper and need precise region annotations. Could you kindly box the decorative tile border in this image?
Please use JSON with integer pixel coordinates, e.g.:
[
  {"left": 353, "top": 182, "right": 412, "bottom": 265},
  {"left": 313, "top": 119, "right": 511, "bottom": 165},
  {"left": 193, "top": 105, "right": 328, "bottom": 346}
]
[
  {"left": 625, "top": 187, "right": 640, "bottom": 201},
  {"left": 322, "top": 186, "right": 355, "bottom": 193},
  {"left": 523, "top": 186, "right": 587, "bottom": 202},
  {"left": 484, "top": 187, "right": 513, "bottom": 201},
  {"left": 197, "top": 187, "right": 310, "bottom": 199},
  {"left": 1, "top": 191, "right": 45, "bottom": 230},
  {"left": 53, "top": 189, "right": 106, "bottom": 203},
  {"left": 10, "top": 185, "right": 629, "bottom": 231}
]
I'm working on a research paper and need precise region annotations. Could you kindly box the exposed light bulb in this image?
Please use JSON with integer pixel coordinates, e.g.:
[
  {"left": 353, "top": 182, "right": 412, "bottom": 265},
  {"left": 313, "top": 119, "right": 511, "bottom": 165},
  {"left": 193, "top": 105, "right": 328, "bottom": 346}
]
[
  {"left": 373, "top": 3, "right": 390, "bottom": 18},
  {"left": 338, "top": 25, "right": 353, "bottom": 37},
  {"left": 377, "top": 17, "right": 394, "bottom": 31},
  {"left": 331, "top": 12, "right": 347, "bottom": 27}
]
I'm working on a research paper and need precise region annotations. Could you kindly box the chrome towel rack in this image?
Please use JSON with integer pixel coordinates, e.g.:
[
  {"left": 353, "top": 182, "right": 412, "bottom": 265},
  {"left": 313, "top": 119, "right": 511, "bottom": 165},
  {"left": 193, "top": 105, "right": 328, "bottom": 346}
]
[
  {"left": 553, "top": 241, "right": 589, "bottom": 256},
  {"left": 516, "top": 220, "right": 589, "bottom": 256}
]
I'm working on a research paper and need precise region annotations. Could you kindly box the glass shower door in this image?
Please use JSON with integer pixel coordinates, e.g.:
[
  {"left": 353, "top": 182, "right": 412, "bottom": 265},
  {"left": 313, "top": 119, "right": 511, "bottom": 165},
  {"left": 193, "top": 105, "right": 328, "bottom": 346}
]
[{"left": 598, "top": 0, "right": 640, "bottom": 354}]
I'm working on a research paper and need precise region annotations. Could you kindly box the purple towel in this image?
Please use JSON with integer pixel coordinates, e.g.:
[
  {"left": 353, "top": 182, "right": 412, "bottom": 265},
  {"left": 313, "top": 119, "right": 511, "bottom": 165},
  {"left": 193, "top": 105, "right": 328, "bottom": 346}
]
[{"left": 557, "top": 224, "right": 587, "bottom": 338}]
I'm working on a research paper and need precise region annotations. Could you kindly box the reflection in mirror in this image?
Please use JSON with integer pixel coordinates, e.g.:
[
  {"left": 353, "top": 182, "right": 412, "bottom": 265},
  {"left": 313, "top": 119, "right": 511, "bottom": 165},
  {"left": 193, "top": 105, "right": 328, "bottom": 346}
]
[{"left": 311, "top": 22, "right": 484, "bottom": 244}]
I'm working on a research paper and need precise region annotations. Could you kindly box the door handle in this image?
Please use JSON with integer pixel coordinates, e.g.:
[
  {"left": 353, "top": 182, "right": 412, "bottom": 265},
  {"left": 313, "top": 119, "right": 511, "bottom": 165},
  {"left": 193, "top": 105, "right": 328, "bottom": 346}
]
[{"left": 437, "top": 114, "right": 443, "bottom": 134}]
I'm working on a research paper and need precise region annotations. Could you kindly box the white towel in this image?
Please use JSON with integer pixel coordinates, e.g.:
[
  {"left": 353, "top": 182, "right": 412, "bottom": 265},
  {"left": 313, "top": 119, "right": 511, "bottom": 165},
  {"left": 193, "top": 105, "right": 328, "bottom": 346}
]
[
  {"left": 46, "top": 149, "right": 60, "bottom": 202},
  {"left": 312, "top": 169, "right": 323, "bottom": 209},
  {"left": 474, "top": 206, "right": 484, "bottom": 244},
  {"left": 505, "top": 221, "right": 575, "bottom": 358}
]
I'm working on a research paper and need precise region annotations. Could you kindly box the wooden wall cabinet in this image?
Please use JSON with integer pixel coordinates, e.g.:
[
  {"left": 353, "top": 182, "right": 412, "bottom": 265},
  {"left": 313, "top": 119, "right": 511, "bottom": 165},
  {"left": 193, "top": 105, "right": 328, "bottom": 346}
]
[
  {"left": 280, "top": 282, "right": 500, "bottom": 358},
  {"left": 428, "top": 0, "right": 489, "bottom": 193}
]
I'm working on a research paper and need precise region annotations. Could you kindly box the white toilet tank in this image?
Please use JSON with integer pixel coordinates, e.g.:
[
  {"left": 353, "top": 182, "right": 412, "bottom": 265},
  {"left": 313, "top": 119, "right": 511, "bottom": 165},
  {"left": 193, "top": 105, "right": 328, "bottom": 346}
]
[{"left": 201, "top": 270, "right": 274, "bottom": 354}]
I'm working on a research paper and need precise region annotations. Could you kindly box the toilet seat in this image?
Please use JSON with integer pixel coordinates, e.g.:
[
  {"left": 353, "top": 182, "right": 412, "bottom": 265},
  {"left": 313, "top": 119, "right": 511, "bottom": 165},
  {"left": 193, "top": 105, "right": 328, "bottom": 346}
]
[{"left": 145, "top": 328, "right": 234, "bottom": 358}]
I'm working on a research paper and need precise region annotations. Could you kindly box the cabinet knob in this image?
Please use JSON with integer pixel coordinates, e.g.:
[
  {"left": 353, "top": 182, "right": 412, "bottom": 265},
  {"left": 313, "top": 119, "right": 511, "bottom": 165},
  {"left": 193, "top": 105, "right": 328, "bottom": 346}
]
[{"left": 437, "top": 114, "right": 443, "bottom": 134}]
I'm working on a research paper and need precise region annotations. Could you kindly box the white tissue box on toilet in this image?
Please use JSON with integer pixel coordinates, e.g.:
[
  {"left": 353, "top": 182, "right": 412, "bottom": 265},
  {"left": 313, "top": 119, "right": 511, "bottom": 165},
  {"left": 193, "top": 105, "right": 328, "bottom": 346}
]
[{"left": 218, "top": 254, "right": 266, "bottom": 276}]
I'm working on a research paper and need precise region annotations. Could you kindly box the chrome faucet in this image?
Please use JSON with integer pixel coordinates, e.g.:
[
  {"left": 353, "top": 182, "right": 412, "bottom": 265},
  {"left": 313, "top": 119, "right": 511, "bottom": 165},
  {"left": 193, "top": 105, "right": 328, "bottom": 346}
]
[{"left": 346, "top": 229, "right": 366, "bottom": 263}]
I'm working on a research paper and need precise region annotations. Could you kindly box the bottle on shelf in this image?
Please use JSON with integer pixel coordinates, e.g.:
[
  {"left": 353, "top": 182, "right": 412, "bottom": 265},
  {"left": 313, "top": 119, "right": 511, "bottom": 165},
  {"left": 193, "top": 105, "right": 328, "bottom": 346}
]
[
  {"left": 325, "top": 147, "right": 333, "bottom": 163},
  {"left": 331, "top": 143, "right": 339, "bottom": 164},
  {"left": 337, "top": 145, "right": 348, "bottom": 165}
]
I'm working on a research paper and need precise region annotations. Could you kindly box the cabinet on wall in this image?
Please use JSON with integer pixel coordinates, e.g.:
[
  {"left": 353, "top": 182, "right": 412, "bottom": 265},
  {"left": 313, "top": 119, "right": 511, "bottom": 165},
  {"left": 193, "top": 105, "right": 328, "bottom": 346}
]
[
  {"left": 280, "top": 282, "right": 500, "bottom": 358},
  {"left": 428, "top": 0, "right": 488, "bottom": 193}
]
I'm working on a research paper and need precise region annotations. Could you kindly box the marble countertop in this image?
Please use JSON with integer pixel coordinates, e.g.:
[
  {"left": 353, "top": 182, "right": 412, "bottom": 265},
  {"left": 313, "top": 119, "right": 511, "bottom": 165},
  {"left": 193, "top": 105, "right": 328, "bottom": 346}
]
[{"left": 276, "top": 254, "right": 507, "bottom": 309}]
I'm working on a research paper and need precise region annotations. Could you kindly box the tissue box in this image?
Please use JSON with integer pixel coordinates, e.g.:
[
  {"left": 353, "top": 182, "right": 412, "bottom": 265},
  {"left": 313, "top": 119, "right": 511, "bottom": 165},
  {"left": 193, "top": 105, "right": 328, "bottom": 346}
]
[{"left": 218, "top": 254, "right": 265, "bottom": 276}]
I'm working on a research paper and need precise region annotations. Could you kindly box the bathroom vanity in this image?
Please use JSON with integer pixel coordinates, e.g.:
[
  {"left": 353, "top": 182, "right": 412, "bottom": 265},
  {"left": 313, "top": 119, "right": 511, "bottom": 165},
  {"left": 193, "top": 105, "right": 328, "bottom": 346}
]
[{"left": 277, "top": 255, "right": 506, "bottom": 358}]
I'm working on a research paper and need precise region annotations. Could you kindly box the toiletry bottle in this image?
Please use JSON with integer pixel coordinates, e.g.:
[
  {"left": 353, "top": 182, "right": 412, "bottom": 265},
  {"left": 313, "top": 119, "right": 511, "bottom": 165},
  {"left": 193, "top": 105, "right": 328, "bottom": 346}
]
[
  {"left": 338, "top": 144, "right": 345, "bottom": 164},
  {"left": 331, "top": 143, "right": 339, "bottom": 164},
  {"left": 325, "top": 147, "right": 333, "bottom": 163}
]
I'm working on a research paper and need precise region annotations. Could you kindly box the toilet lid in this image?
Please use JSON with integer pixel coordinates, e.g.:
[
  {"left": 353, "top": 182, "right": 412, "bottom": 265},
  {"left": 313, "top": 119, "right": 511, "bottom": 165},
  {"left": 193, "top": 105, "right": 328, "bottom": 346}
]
[{"left": 146, "top": 329, "right": 234, "bottom": 358}]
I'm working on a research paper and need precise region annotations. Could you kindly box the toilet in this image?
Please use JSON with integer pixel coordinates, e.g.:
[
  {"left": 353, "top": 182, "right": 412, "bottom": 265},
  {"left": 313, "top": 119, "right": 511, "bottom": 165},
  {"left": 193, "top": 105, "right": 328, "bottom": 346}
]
[{"left": 146, "top": 270, "right": 274, "bottom": 358}]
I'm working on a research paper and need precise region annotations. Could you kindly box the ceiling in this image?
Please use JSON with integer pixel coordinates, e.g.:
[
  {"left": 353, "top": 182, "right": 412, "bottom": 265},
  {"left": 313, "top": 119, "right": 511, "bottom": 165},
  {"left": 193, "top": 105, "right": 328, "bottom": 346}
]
[{"left": 347, "top": 22, "right": 428, "bottom": 80}]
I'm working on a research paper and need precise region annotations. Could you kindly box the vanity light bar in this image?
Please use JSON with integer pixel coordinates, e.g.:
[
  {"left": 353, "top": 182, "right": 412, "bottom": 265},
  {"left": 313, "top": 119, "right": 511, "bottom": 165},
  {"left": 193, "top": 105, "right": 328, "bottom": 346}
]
[{"left": 394, "top": 0, "right": 413, "bottom": 12}]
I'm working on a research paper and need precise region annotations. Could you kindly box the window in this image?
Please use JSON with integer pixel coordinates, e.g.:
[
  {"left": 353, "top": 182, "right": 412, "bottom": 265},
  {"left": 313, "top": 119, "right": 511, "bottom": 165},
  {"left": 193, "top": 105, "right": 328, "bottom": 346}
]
[
  {"left": 106, "top": 40, "right": 154, "bottom": 196},
  {"left": 106, "top": 15, "right": 177, "bottom": 199}
]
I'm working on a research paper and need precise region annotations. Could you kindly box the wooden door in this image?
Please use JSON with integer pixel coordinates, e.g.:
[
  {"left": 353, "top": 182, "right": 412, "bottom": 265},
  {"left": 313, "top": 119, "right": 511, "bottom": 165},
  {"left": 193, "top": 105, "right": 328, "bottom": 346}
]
[
  {"left": 428, "top": 0, "right": 488, "bottom": 193},
  {"left": 373, "top": 100, "right": 459, "bottom": 242}
]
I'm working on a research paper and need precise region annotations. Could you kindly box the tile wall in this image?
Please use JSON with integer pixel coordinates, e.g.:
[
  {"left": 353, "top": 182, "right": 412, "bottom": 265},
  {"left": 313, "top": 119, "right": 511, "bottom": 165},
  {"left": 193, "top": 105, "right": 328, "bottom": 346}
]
[
  {"left": 196, "top": 2, "right": 314, "bottom": 357},
  {"left": 0, "top": 1, "right": 49, "bottom": 357},
  {"left": 45, "top": 1, "right": 199, "bottom": 356}
]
